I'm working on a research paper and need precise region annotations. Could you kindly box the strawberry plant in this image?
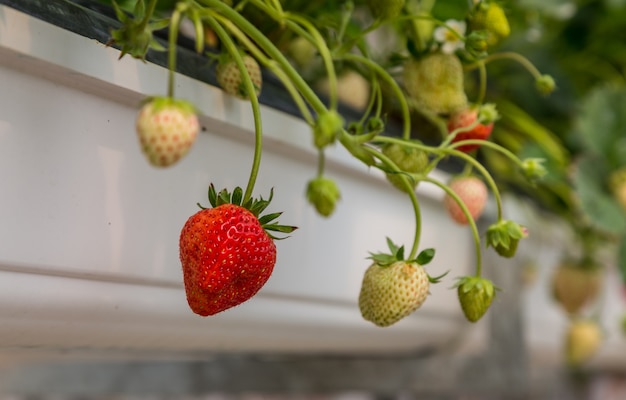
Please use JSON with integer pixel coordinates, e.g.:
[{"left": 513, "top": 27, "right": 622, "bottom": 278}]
[{"left": 103, "top": 0, "right": 555, "bottom": 323}]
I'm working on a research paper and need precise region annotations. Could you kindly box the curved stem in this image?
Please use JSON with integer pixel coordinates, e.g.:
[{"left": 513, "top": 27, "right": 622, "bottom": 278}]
[
  {"left": 196, "top": 0, "right": 328, "bottom": 115},
  {"left": 476, "top": 60, "right": 487, "bottom": 105},
  {"left": 422, "top": 175, "right": 483, "bottom": 277},
  {"left": 467, "top": 51, "right": 544, "bottom": 79},
  {"left": 138, "top": 0, "right": 159, "bottom": 32},
  {"left": 204, "top": 15, "right": 263, "bottom": 203},
  {"left": 375, "top": 136, "right": 505, "bottom": 221},
  {"left": 341, "top": 53, "right": 412, "bottom": 140},
  {"left": 285, "top": 13, "right": 339, "bottom": 110},
  {"left": 212, "top": 13, "right": 315, "bottom": 124},
  {"left": 364, "top": 147, "right": 422, "bottom": 260}
]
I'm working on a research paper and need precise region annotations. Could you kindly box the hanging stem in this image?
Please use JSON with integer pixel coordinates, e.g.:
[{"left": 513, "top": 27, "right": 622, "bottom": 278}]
[
  {"left": 138, "top": 0, "right": 159, "bottom": 32},
  {"left": 476, "top": 60, "right": 487, "bottom": 105},
  {"left": 365, "top": 147, "right": 422, "bottom": 260},
  {"left": 166, "top": 5, "right": 184, "bottom": 98},
  {"left": 197, "top": 0, "right": 328, "bottom": 115},
  {"left": 341, "top": 53, "right": 412, "bottom": 140},
  {"left": 203, "top": 15, "right": 264, "bottom": 203}
]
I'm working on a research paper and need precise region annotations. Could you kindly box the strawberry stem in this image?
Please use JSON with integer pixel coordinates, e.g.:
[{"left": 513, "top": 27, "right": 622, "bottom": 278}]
[
  {"left": 203, "top": 15, "right": 264, "bottom": 203},
  {"left": 476, "top": 61, "right": 487, "bottom": 105},
  {"left": 166, "top": 4, "right": 185, "bottom": 98},
  {"left": 366, "top": 147, "right": 422, "bottom": 260},
  {"left": 137, "top": 0, "right": 159, "bottom": 33},
  {"left": 341, "top": 53, "right": 412, "bottom": 141}
]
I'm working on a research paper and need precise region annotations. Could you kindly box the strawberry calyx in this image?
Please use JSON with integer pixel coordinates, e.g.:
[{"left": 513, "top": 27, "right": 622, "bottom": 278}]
[
  {"left": 455, "top": 275, "right": 499, "bottom": 322},
  {"left": 140, "top": 96, "right": 197, "bottom": 115},
  {"left": 200, "top": 183, "right": 297, "bottom": 240},
  {"left": 486, "top": 219, "right": 528, "bottom": 258},
  {"left": 108, "top": 0, "right": 168, "bottom": 60},
  {"left": 368, "top": 238, "right": 446, "bottom": 283}
]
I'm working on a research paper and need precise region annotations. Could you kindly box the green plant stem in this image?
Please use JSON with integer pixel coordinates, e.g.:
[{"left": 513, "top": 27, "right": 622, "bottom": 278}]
[
  {"left": 212, "top": 14, "right": 315, "bottom": 124},
  {"left": 285, "top": 13, "right": 339, "bottom": 110},
  {"left": 467, "top": 51, "right": 543, "bottom": 80},
  {"left": 138, "top": 0, "right": 159, "bottom": 32},
  {"left": 477, "top": 61, "right": 487, "bottom": 105},
  {"left": 166, "top": 5, "right": 184, "bottom": 98},
  {"left": 316, "top": 150, "right": 326, "bottom": 177},
  {"left": 422, "top": 175, "right": 483, "bottom": 277},
  {"left": 341, "top": 53, "right": 412, "bottom": 140},
  {"left": 364, "top": 147, "right": 422, "bottom": 260},
  {"left": 203, "top": 15, "right": 263, "bottom": 203},
  {"left": 196, "top": 0, "right": 328, "bottom": 115},
  {"left": 376, "top": 136, "right": 505, "bottom": 221}
]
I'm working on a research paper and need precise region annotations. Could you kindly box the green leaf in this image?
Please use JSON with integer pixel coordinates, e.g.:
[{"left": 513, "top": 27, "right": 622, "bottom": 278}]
[
  {"left": 416, "top": 248, "right": 435, "bottom": 265},
  {"left": 576, "top": 86, "right": 626, "bottom": 169},
  {"left": 208, "top": 183, "right": 217, "bottom": 207},
  {"left": 574, "top": 155, "right": 626, "bottom": 234},
  {"left": 231, "top": 187, "right": 243, "bottom": 206}
]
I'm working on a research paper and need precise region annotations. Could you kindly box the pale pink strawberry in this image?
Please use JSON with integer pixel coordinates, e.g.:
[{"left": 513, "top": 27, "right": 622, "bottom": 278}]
[
  {"left": 443, "top": 176, "right": 488, "bottom": 224},
  {"left": 216, "top": 55, "right": 262, "bottom": 99},
  {"left": 136, "top": 97, "right": 199, "bottom": 167}
]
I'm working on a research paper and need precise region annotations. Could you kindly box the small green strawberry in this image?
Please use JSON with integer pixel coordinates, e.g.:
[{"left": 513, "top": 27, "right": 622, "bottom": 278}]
[
  {"left": 135, "top": 96, "right": 199, "bottom": 167},
  {"left": 535, "top": 74, "right": 556, "bottom": 95},
  {"left": 403, "top": 52, "right": 468, "bottom": 115},
  {"left": 443, "top": 176, "right": 488, "bottom": 225},
  {"left": 306, "top": 177, "right": 341, "bottom": 217},
  {"left": 359, "top": 239, "right": 440, "bottom": 327},
  {"left": 381, "top": 142, "right": 429, "bottom": 192},
  {"left": 216, "top": 54, "right": 262, "bottom": 99},
  {"left": 520, "top": 158, "right": 548, "bottom": 182},
  {"left": 470, "top": 1, "right": 510, "bottom": 46},
  {"left": 456, "top": 276, "right": 497, "bottom": 322},
  {"left": 367, "top": 0, "right": 405, "bottom": 20},
  {"left": 313, "top": 110, "right": 344, "bottom": 149},
  {"left": 486, "top": 220, "right": 528, "bottom": 258}
]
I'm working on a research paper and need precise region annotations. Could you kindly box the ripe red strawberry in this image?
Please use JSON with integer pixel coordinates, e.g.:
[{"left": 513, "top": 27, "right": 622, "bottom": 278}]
[
  {"left": 443, "top": 176, "right": 488, "bottom": 225},
  {"left": 359, "top": 239, "right": 440, "bottom": 327},
  {"left": 136, "top": 97, "right": 199, "bottom": 167},
  {"left": 447, "top": 106, "right": 495, "bottom": 153},
  {"left": 216, "top": 54, "right": 262, "bottom": 99},
  {"left": 179, "top": 185, "right": 296, "bottom": 316}
]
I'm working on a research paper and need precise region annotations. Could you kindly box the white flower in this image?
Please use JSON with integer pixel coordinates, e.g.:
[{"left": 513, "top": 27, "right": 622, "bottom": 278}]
[{"left": 433, "top": 19, "right": 466, "bottom": 54}]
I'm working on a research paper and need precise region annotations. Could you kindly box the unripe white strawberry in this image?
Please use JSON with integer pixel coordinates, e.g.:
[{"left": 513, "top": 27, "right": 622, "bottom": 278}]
[
  {"left": 359, "top": 261, "right": 430, "bottom": 327},
  {"left": 216, "top": 54, "right": 262, "bottom": 99},
  {"left": 136, "top": 97, "right": 199, "bottom": 167},
  {"left": 443, "top": 176, "right": 488, "bottom": 224},
  {"left": 359, "top": 239, "right": 436, "bottom": 327}
]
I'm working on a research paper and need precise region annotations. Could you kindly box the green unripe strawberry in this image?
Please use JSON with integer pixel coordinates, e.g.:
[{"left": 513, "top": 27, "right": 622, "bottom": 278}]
[
  {"left": 470, "top": 2, "right": 510, "bottom": 46},
  {"left": 367, "top": 0, "right": 405, "bottom": 20},
  {"left": 306, "top": 177, "right": 341, "bottom": 217},
  {"left": 403, "top": 53, "right": 468, "bottom": 115},
  {"left": 486, "top": 220, "right": 528, "bottom": 258},
  {"left": 313, "top": 110, "right": 344, "bottom": 149},
  {"left": 381, "top": 143, "right": 429, "bottom": 192},
  {"left": 535, "top": 74, "right": 556, "bottom": 95},
  {"left": 456, "top": 276, "right": 496, "bottom": 322}
]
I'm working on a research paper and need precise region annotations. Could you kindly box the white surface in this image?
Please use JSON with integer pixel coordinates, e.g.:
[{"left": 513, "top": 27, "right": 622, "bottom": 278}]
[{"left": 0, "top": 5, "right": 475, "bottom": 358}]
